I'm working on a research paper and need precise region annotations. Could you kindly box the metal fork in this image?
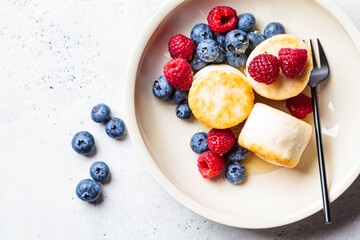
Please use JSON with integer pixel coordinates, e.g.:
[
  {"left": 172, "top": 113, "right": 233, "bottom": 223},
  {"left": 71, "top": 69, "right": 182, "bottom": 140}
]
[{"left": 308, "top": 39, "right": 331, "bottom": 224}]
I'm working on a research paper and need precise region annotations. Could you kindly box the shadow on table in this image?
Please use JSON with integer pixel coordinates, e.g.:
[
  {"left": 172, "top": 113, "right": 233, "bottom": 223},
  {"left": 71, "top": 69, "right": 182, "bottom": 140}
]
[{"left": 241, "top": 175, "right": 360, "bottom": 238}]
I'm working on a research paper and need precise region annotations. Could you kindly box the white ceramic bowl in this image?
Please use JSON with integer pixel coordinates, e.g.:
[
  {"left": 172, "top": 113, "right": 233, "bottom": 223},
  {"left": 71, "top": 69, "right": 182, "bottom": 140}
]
[{"left": 125, "top": 0, "right": 360, "bottom": 228}]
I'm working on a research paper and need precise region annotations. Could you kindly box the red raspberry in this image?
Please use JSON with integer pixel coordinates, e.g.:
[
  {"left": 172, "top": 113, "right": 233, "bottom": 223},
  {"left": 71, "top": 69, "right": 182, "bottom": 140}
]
[
  {"left": 168, "top": 34, "right": 195, "bottom": 61},
  {"left": 163, "top": 58, "right": 193, "bottom": 91},
  {"left": 207, "top": 128, "right": 235, "bottom": 156},
  {"left": 278, "top": 48, "right": 308, "bottom": 78},
  {"left": 248, "top": 53, "right": 280, "bottom": 85},
  {"left": 197, "top": 151, "right": 226, "bottom": 179},
  {"left": 207, "top": 6, "right": 238, "bottom": 33},
  {"left": 286, "top": 93, "right": 313, "bottom": 119}
]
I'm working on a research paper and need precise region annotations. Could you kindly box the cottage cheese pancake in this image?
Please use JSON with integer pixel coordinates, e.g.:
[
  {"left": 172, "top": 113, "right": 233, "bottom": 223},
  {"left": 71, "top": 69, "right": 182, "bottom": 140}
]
[
  {"left": 239, "top": 103, "right": 312, "bottom": 168},
  {"left": 245, "top": 34, "right": 313, "bottom": 100},
  {"left": 189, "top": 65, "right": 254, "bottom": 129}
]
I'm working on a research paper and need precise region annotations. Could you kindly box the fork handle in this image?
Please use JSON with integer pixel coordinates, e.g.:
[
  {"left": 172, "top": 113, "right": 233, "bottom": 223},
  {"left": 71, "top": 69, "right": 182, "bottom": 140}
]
[{"left": 311, "top": 86, "right": 331, "bottom": 224}]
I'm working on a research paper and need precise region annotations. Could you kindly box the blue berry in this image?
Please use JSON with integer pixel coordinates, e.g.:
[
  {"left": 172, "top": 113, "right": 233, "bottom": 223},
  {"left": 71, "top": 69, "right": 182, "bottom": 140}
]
[
  {"left": 225, "top": 141, "right": 249, "bottom": 162},
  {"left": 197, "top": 39, "right": 219, "bottom": 62},
  {"left": 247, "top": 31, "right": 265, "bottom": 50},
  {"left": 189, "top": 53, "right": 208, "bottom": 71},
  {"left": 264, "top": 22, "right": 285, "bottom": 39},
  {"left": 71, "top": 131, "right": 95, "bottom": 155},
  {"left": 226, "top": 50, "right": 247, "bottom": 67},
  {"left": 168, "top": 89, "right": 188, "bottom": 104},
  {"left": 225, "top": 163, "right": 246, "bottom": 184},
  {"left": 176, "top": 103, "right": 192, "bottom": 120},
  {"left": 76, "top": 179, "right": 101, "bottom": 202},
  {"left": 190, "top": 132, "right": 208, "bottom": 154},
  {"left": 153, "top": 75, "right": 173, "bottom": 100},
  {"left": 90, "top": 161, "right": 110, "bottom": 182},
  {"left": 237, "top": 13, "right": 256, "bottom": 33},
  {"left": 225, "top": 29, "right": 249, "bottom": 53},
  {"left": 91, "top": 103, "right": 111, "bottom": 123},
  {"left": 216, "top": 33, "right": 227, "bottom": 48},
  {"left": 105, "top": 117, "right": 125, "bottom": 139},
  {"left": 190, "top": 23, "right": 215, "bottom": 45},
  {"left": 213, "top": 46, "right": 225, "bottom": 63}
]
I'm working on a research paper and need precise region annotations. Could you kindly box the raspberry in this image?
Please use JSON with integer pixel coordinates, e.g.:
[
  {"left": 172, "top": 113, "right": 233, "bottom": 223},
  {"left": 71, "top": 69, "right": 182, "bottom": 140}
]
[
  {"left": 207, "top": 128, "right": 235, "bottom": 156},
  {"left": 248, "top": 53, "right": 280, "bottom": 85},
  {"left": 168, "top": 34, "right": 195, "bottom": 61},
  {"left": 278, "top": 48, "right": 308, "bottom": 78},
  {"left": 197, "top": 151, "right": 226, "bottom": 179},
  {"left": 163, "top": 58, "right": 193, "bottom": 91},
  {"left": 207, "top": 6, "right": 238, "bottom": 33},
  {"left": 286, "top": 93, "right": 313, "bottom": 119}
]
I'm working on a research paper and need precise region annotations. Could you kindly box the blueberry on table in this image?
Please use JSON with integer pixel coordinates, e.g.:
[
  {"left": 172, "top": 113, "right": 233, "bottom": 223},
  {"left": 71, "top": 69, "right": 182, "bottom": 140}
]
[
  {"left": 247, "top": 31, "right": 266, "bottom": 50},
  {"left": 91, "top": 103, "right": 111, "bottom": 123},
  {"left": 264, "top": 22, "right": 285, "bottom": 39},
  {"left": 197, "top": 39, "right": 220, "bottom": 62},
  {"left": 176, "top": 103, "right": 192, "bottom": 120},
  {"left": 90, "top": 161, "right": 110, "bottom": 182},
  {"left": 225, "top": 50, "right": 247, "bottom": 67},
  {"left": 189, "top": 53, "right": 208, "bottom": 71},
  {"left": 76, "top": 179, "right": 102, "bottom": 202},
  {"left": 168, "top": 89, "right": 188, "bottom": 104},
  {"left": 190, "top": 23, "right": 215, "bottom": 45},
  {"left": 225, "top": 141, "right": 249, "bottom": 163},
  {"left": 237, "top": 13, "right": 256, "bottom": 33},
  {"left": 225, "top": 29, "right": 249, "bottom": 54},
  {"left": 152, "top": 75, "right": 174, "bottom": 100},
  {"left": 225, "top": 163, "right": 246, "bottom": 184},
  {"left": 71, "top": 131, "right": 95, "bottom": 155},
  {"left": 105, "top": 117, "right": 125, "bottom": 139},
  {"left": 190, "top": 132, "right": 209, "bottom": 154}
]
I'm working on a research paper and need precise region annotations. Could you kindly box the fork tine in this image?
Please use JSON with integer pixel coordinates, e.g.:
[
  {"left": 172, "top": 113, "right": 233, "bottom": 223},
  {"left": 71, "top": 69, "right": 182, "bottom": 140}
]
[
  {"left": 310, "top": 39, "right": 318, "bottom": 68},
  {"left": 317, "top": 39, "right": 329, "bottom": 69}
]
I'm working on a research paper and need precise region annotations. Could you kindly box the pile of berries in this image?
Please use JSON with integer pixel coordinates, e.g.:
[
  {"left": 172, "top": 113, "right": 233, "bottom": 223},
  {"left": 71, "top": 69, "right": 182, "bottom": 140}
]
[
  {"left": 152, "top": 6, "right": 286, "bottom": 120},
  {"left": 190, "top": 129, "right": 249, "bottom": 184},
  {"left": 248, "top": 48, "right": 308, "bottom": 85},
  {"left": 72, "top": 103, "right": 126, "bottom": 203}
]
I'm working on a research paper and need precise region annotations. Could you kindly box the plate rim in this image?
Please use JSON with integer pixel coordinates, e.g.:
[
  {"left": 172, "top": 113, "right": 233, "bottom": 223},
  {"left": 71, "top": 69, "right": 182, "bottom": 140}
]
[{"left": 125, "top": 0, "right": 360, "bottom": 229}]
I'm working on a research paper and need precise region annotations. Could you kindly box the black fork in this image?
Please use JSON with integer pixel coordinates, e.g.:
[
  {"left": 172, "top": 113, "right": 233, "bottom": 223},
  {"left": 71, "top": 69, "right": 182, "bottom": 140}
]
[{"left": 308, "top": 39, "right": 331, "bottom": 224}]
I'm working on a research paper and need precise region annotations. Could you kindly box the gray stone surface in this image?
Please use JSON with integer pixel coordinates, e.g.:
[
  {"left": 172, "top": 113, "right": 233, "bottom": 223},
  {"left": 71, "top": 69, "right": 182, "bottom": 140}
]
[{"left": 0, "top": 0, "right": 358, "bottom": 239}]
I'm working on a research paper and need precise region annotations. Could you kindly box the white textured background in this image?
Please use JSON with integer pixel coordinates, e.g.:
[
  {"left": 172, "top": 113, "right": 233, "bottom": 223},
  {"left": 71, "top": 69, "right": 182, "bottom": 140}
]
[{"left": 0, "top": 0, "right": 359, "bottom": 239}]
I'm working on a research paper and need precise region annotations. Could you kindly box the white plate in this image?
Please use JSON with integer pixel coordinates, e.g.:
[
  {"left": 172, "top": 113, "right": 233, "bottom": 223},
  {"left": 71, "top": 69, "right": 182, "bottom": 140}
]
[{"left": 125, "top": 0, "right": 360, "bottom": 228}]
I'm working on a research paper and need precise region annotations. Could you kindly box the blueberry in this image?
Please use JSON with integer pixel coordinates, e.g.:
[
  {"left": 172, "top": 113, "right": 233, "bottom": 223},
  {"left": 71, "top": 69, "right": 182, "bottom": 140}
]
[
  {"left": 168, "top": 89, "right": 188, "bottom": 104},
  {"left": 247, "top": 31, "right": 265, "bottom": 50},
  {"left": 91, "top": 103, "right": 111, "bottom": 123},
  {"left": 190, "top": 23, "right": 215, "bottom": 45},
  {"left": 90, "top": 161, "right": 110, "bottom": 182},
  {"left": 176, "top": 103, "right": 192, "bottom": 120},
  {"left": 190, "top": 132, "right": 208, "bottom": 154},
  {"left": 237, "top": 13, "right": 256, "bottom": 33},
  {"left": 216, "top": 33, "right": 227, "bottom": 48},
  {"left": 197, "top": 39, "right": 219, "bottom": 63},
  {"left": 152, "top": 75, "right": 173, "bottom": 100},
  {"left": 225, "top": 141, "right": 249, "bottom": 162},
  {"left": 71, "top": 131, "right": 95, "bottom": 155},
  {"left": 213, "top": 46, "right": 225, "bottom": 63},
  {"left": 226, "top": 50, "right": 247, "bottom": 67},
  {"left": 76, "top": 179, "right": 101, "bottom": 202},
  {"left": 105, "top": 117, "right": 125, "bottom": 139},
  {"left": 225, "top": 163, "right": 246, "bottom": 184},
  {"left": 189, "top": 53, "right": 208, "bottom": 71},
  {"left": 264, "top": 22, "right": 285, "bottom": 39},
  {"left": 225, "top": 29, "right": 249, "bottom": 54}
]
